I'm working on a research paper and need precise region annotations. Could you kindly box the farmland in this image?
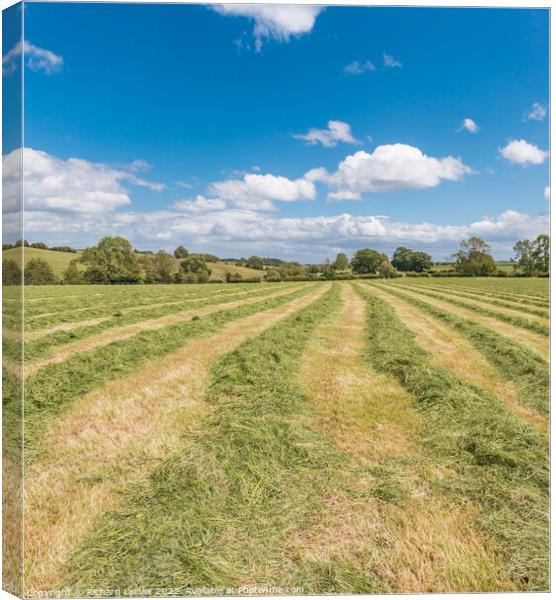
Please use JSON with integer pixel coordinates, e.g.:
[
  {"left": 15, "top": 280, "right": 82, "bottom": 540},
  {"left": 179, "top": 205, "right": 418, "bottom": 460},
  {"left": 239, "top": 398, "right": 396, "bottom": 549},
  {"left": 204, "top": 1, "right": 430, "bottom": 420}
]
[
  {"left": 2, "top": 247, "right": 264, "bottom": 282},
  {"left": 3, "top": 277, "right": 549, "bottom": 594}
]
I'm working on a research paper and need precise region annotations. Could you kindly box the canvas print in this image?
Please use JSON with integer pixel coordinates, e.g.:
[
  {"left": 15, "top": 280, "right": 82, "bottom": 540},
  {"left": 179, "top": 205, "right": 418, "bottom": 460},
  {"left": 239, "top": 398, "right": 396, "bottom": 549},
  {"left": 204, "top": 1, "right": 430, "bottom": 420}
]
[{"left": 2, "top": 2, "right": 550, "bottom": 597}]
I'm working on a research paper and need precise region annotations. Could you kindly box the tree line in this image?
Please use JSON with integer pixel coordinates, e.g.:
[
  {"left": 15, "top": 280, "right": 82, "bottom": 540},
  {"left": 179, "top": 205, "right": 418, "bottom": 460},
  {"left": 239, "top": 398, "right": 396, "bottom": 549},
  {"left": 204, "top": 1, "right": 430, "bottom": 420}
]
[{"left": 2, "top": 233, "right": 550, "bottom": 285}]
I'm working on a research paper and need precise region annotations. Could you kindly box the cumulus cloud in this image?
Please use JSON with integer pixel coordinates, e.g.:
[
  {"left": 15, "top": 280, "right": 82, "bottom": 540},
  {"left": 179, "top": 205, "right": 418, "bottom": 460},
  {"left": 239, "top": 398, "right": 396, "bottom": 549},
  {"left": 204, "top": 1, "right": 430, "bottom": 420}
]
[
  {"left": 172, "top": 195, "right": 227, "bottom": 212},
  {"left": 212, "top": 5, "right": 323, "bottom": 51},
  {"left": 457, "top": 118, "right": 479, "bottom": 133},
  {"left": 311, "top": 143, "right": 472, "bottom": 200},
  {"left": 343, "top": 60, "right": 375, "bottom": 75},
  {"left": 499, "top": 139, "right": 548, "bottom": 166},
  {"left": 209, "top": 172, "right": 316, "bottom": 211},
  {"left": 327, "top": 190, "right": 362, "bottom": 202},
  {"left": 19, "top": 205, "right": 547, "bottom": 263},
  {"left": 292, "top": 120, "right": 360, "bottom": 148},
  {"left": 2, "top": 148, "right": 164, "bottom": 215},
  {"left": 524, "top": 102, "right": 546, "bottom": 122},
  {"left": 383, "top": 53, "right": 402, "bottom": 68},
  {"left": 3, "top": 40, "right": 63, "bottom": 75},
  {"left": 544, "top": 186, "right": 550, "bottom": 201}
]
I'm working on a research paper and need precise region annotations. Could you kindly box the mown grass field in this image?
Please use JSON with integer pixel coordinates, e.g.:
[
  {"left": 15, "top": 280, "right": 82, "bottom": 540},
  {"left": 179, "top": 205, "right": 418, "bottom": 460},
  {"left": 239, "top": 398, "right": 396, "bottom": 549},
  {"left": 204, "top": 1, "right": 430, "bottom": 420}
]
[{"left": 3, "top": 276, "right": 549, "bottom": 595}]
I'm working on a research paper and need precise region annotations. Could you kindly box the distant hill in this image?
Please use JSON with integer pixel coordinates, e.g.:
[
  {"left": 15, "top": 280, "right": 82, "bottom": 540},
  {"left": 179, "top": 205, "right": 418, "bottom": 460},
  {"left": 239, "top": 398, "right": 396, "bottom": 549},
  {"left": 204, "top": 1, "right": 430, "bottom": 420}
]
[
  {"left": 3, "top": 247, "right": 79, "bottom": 278},
  {"left": 2, "top": 247, "right": 264, "bottom": 281}
]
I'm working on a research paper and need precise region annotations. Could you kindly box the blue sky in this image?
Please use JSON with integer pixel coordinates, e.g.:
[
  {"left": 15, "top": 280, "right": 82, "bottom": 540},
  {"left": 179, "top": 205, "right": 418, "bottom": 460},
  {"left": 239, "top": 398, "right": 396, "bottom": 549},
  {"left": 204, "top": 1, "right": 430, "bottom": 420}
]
[{"left": 3, "top": 3, "right": 550, "bottom": 261}]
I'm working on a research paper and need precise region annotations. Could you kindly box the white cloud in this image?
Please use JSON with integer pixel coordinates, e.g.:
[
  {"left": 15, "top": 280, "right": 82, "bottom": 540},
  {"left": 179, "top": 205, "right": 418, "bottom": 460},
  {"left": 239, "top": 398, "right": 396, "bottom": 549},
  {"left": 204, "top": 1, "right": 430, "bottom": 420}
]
[
  {"left": 128, "top": 159, "right": 151, "bottom": 173},
  {"left": 212, "top": 5, "right": 323, "bottom": 51},
  {"left": 209, "top": 172, "right": 316, "bottom": 211},
  {"left": 457, "top": 118, "right": 479, "bottom": 134},
  {"left": 312, "top": 143, "right": 472, "bottom": 200},
  {"left": 343, "top": 60, "right": 375, "bottom": 75},
  {"left": 122, "top": 173, "right": 166, "bottom": 192},
  {"left": 544, "top": 186, "right": 550, "bottom": 201},
  {"left": 19, "top": 206, "right": 547, "bottom": 263},
  {"left": 292, "top": 120, "right": 360, "bottom": 148},
  {"left": 499, "top": 139, "right": 548, "bottom": 166},
  {"left": 327, "top": 190, "right": 362, "bottom": 202},
  {"left": 3, "top": 40, "right": 63, "bottom": 75},
  {"left": 172, "top": 195, "right": 227, "bottom": 212},
  {"left": 383, "top": 53, "right": 402, "bottom": 68},
  {"left": 524, "top": 102, "right": 546, "bottom": 122},
  {"left": 175, "top": 180, "right": 194, "bottom": 189},
  {"left": 2, "top": 148, "right": 164, "bottom": 215}
]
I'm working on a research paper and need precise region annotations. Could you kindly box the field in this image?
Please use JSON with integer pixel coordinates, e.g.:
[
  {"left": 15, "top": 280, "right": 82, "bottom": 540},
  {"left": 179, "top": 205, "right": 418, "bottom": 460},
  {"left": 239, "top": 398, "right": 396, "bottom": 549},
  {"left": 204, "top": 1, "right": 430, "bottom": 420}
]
[
  {"left": 3, "top": 277, "right": 549, "bottom": 594},
  {"left": 2, "top": 248, "right": 264, "bottom": 281}
]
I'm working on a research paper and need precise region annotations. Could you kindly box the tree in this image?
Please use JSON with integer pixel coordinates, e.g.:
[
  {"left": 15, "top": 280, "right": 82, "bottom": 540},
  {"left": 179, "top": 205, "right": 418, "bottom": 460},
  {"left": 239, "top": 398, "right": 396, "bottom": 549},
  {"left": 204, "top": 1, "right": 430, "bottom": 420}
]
[
  {"left": 196, "top": 270, "right": 211, "bottom": 283},
  {"left": 454, "top": 236, "right": 496, "bottom": 276},
  {"left": 246, "top": 255, "right": 264, "bottom": 270},
  {"left": 81, "top": 236, "right": 141, "bottom": 284},
  {"left": 174, "top": 246, "right": 189, "bottom": 259},
  {"left": 50, "top": 246, "right": 77, "bottom": 253},
  {"left": 278, "top": 262, "right": 305, "bottom": 278},
  {"left": 333, "top": 252, "right": 350, "bottom": 271},
  {"left": 30, "top": 242, "right": 48, "bottom": 249},
  {"left": 24, "top": 258, "right": 57, "bottom": 285},
  {"left": 391, "top": 247, "right": 414, "bottom": 272},
  {"left": 351, "top": 249, "right": 387, "bottom": 274},
  {"left": 265, "top": 269, "right": 282, "bottom": 282},
  {"left": 63, "top": 259, "right": 86, "bottom": 284},
  {"left": 180, "top": 254, "right": 210, "bottom": 274},
  {"left": 412, "top": 251, "right": 433, "bottom": 273},
  {"left": 138, "top": 254, "right": 158, "bottom": 283},
  {"left": 153, "top": 251, "right": 176, "bottom": 283},
  {"left": 513, "top": 239, "right": 535, "bottom": 276},
  {"left": 532, "top": 234, "right": 549, "bottom": 274},
  {"left": 3, "top": 259, "right": 21, "bottom": 285},
  {"left": 378, "top": 260, "right": 398, "bottom": 279},
  {"left": 391, "top": 246, "right": 432, "bottom": 272}
]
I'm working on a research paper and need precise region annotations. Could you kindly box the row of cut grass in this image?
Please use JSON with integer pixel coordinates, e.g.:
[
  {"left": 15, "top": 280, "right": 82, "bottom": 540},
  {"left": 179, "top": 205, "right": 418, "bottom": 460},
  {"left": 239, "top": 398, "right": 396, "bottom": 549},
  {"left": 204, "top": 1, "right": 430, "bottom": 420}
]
[
  {"left": 24, "top": 284, "right": 278, "bottom": 326},
  {"left": 63, "top": 285, "right": 355, "bottom": 594},
  {"left": 17, "top": 284, "right": 319, "bottom": 463},
  {"left": 409, "top": 277, "right": 548, "bottom": 299},
  {"left": 355, "top": 284, "right": 548, "bottom": 591},
  {"left": 16, "top": 285, "right": 304, "bottom": 363},
  {"left": 399, "top": 283, "right": 548, "bottom": 319},
  {"left": 387, "top": 283, "right": 549, "bottom": 337},
  {"left": 371, "top": 284, "right": 548, "bottom": 417},
  {"left": 406, "top": 283, "right": 549, "bottom": 308}
]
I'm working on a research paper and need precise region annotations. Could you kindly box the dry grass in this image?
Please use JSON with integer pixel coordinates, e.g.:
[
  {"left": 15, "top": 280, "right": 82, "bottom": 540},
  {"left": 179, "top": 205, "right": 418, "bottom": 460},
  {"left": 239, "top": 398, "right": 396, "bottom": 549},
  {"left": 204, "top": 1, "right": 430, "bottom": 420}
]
[
  {"left": 371, "top": 286, "right": 547, "bottom": 433},
  {"left": 24, "top": 284, "right": 308, "bottom": 376},
  {"left": 23, "top": 284, "right": 329, "bottom": 594},
  {"left": 387, "top": 285, "right": 548, "bottom": 361},
  {"left": 396, "top": 283, "right": 548, "bottom": 325},
  {"left": 3, "top": 456, "right": 23, "bottom": 597},
  {"left": 290, "top": 283, "right": 505, "bottom": 592}
]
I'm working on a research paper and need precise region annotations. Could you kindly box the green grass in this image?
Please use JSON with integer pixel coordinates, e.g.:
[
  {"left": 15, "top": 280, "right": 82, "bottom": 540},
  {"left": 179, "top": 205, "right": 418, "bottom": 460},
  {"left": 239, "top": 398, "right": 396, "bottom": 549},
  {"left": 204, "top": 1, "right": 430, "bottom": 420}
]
[
  {"left": 3, "top": 247, "right": 78, "bottom": 278},
  {"left": 398, "top": 283, "right": 548, "bottom": 319},
  {"left": 206, "top": 261, "right": 264, "bottom": 281},
  {"left": 397, "top": 279, "right": 549, "bottom": 307},
  {"left": 17, "top": 285, "right": 296, "bottom": 362},
  {"left": 2, "top": 247, "right": 264, "bottom": 282},
  {"left": 63, "top": 284, "right": 361, "bottom": 594},
  {"left": 416, "top": 276, "right": 549, "bottom": 298},
  {"left": 355, "top": 284, "right": 548, "bottom": 590},
  {"left": 372, "top": 284, "right": 549, "bottom": 417},
  {"left": 17, "top": 284, "right": 319, "bottom": 462},
  {"left": 388, "top": 283, "right": 549, "bottom": 337}
]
